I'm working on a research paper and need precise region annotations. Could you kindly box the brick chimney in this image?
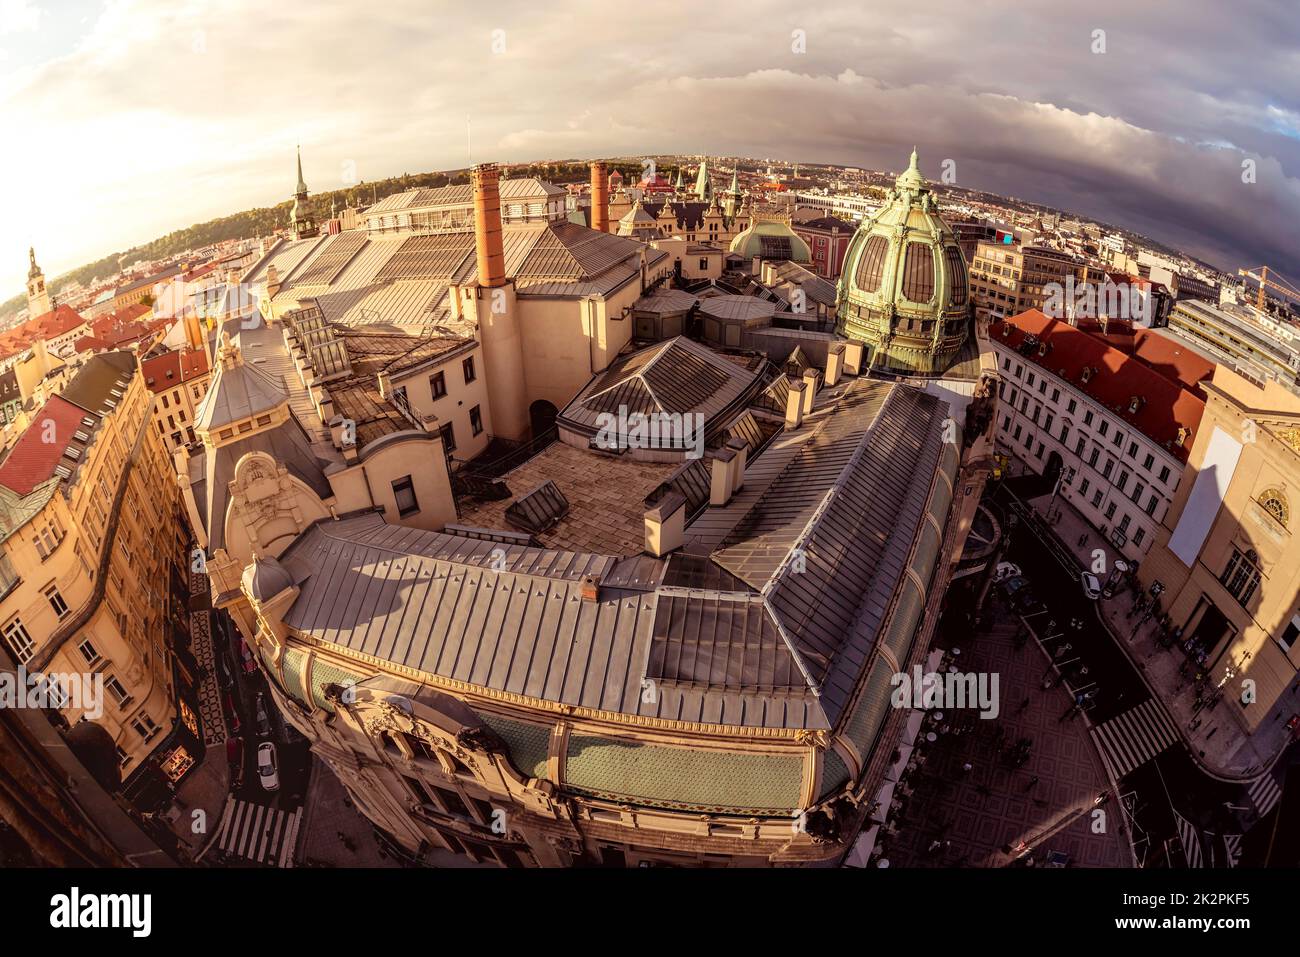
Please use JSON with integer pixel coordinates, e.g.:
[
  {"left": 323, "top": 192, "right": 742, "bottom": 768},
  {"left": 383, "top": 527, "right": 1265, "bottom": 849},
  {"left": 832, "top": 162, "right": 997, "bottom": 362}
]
[
  {"left": 472, "top": 163, "right": 507, "bottom": 287},
  {"left": 590, "top": 161, "right": 610, "bottom": 233}
]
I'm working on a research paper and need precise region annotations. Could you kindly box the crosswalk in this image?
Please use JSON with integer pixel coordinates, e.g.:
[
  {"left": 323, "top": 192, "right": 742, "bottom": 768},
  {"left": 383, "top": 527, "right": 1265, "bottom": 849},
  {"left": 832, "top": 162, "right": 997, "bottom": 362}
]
[
  {"left": 215, "top": 798, "right": 302, "bottom": 867},
  {"left": 1174, "top": 810, "right": 1204, "bottom": 868},
  {"left": 1089, "top": 698, "right": 1180, "bottom": 780},
  {"left": 1222, "top": 834, "right": 1242, "bottom": 868},
  {"left": 1248, "top": 771, "right": 1282, "bottom": 817}
]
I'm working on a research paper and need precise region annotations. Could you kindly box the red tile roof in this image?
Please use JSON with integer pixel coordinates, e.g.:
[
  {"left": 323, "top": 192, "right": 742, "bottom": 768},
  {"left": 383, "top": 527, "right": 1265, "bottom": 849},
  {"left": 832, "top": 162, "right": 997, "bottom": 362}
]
[
  {"left": 140, "top": 347, "right": 209, "bottom": 392},
  {"left": 992, "top": 309, "right": 1206, "bottom": 462},
  {"left": 0, "top": 396, "right": 91, "bottom": 495},
  {"left": 0, "top": 305, "right": 89, "bottom": 359},
  {"left": 1132, "top": 328, "right": 1216, "bottom": 397}
]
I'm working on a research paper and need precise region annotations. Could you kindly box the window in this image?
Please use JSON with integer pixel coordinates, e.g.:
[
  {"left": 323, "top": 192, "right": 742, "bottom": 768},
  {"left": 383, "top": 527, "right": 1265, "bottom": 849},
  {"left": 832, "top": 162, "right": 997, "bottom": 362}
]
[
  {"left": 1013, "top": 424, "right": 1022, "bottom": 441},
  {"left": 44, "top": 584, "right": 69, "bottom": 619},
  {"left": 1067, "top": 398, "right": 1077, "bottom": 415},
  {"left": 1118, "top": 514, "right": 1131, "bottom": 533},
  {"left": 1091, "top": 490, "right": 1103, "bottom": 507},
  {"left": 1142, "top": 453, "right": 1154, "bottom": 471},
  {"left": 1117, "top": 470, "right": 1129, "bottom": 493},
  {"left": 1074, "top": 437, "right": 1086, "bottom": 456},
  {"left": 462, "top": 356, "right": 476, "bottom": 384},
  {"left": 131, "top": 713, "right": 161, "bottom": 743},
  {"left": 1131, "top": 481, "right": 1145, "bottom": 504},
  {"left": 78, "top": 637, "right": 102, "bottom": 666},
  {"left": 440, "top": 422, "right": 456, "bottom": 453},
  {"left": 1158, "top": 465, "right": 1170, "bottom": 484},
  {"left": 430, "top": 371, "right": 447, "bottom": 400},
  {"left": 1035, "top": 442, "right": 1044, "bottom": 459},
  {"left": 1145, "top": 494, "right": 1158, "bottom": 516},
  {"left": 1101, "top": 460, "right": 1113, "bottom": 479},
  {"left": 1105, "top": 502, "right": 1116, "bottom": 520},
  {"left": 469, "top": 405, "right": 484, "bottom": 436},
  {"left": 1079, "top": 478, "right": 1090, "bottom": 496},
  {"left": 2, "top": 618, "right": 34, "bottom": 664},
  {"left": 1044, "top": 413, "right": 1054, "bottom": 434},
  {"left": 1128, "top": 441, "right": 1139, "bottom": 460},
  {"left": 1098, "top": 420, "right": 1109, "bottom": 437},
  {"left": 1088, "top": 448, "right": 1099, "bottom": 467},
  {"left": 1027, "top": 372, "right": 1036, "bottom": 388},
  {"left": 1221, "top": 548, "right": 1261, "bottom": 606},
  {"left": 1060, "top": 424, "right": 1070, "bottom": 445},
  {"left": 104, "top": 673, "right": 132, "bottom": 709},
  {"left": 1051, "top": 388, "right": 1060, "bottom": 404},
  {"left": 391, "top": 476, "right": 419, "bottom": 517},
  {"left": 1083, "top": 410, "right": 1094, "bottom": 426},
  {"left": 1133, "top": 528, "right": 1145, "bottom": 547}
]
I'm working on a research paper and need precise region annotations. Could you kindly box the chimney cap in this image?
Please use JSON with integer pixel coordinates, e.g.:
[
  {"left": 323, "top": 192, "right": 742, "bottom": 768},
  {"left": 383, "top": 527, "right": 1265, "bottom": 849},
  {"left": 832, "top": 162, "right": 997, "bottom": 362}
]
[{"left": 646, "top": 490, "right": 686, "bottom": 522}]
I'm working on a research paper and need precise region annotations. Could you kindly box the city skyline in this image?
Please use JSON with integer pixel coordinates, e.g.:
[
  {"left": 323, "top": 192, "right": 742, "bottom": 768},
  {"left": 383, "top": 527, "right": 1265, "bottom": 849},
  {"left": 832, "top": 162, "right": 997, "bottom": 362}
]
[{"left": 4, "top": 0, "right": 1300, "bottom": 294}]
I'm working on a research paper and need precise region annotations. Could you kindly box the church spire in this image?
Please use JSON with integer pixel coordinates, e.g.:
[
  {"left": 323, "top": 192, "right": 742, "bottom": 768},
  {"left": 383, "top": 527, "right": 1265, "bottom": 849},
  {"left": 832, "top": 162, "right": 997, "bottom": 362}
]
[
  {"left": 25, "top": 246, "right": 51, "bottom": 317},
  {"left": 295, "top": 145, "right": 309, "bottom": 198}
]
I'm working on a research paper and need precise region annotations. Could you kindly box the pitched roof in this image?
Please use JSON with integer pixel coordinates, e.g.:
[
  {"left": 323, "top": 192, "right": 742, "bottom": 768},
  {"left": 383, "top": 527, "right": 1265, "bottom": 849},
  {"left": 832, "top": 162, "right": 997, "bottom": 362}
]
[
  {"left": 59, "top": 352, "right": 136, "bottom": 417},
  {"left": 140, "top": 348, "right": 210, "bottom": 393},
  {"left": 1131, "top": 328, "right": 1216, "bottom": 397},
  {"left": 193, "top": 350, "right": 289, "bottom": 431},
  {"left": 992, "top": 310, "right": 1206, "bottom": 460},
  {"left": 0, "top": 395, "right": 97, "bottom": 495},
  {"left": 0, "top": 305, "right": 89, "bottom": 359}
]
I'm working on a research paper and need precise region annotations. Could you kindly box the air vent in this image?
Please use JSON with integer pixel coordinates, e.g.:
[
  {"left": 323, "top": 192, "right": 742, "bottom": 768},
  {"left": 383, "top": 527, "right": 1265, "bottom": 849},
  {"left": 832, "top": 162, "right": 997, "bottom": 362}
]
[{"left": 73, "top": 430, "right": 89, "bottom": 443}]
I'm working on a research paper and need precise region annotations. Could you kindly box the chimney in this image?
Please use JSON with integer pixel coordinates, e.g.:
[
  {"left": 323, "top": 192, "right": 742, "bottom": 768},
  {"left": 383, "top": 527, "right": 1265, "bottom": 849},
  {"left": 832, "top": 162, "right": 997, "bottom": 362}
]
[
  {"left": 802, "top": 369, "right": 819, "bottom": 414},
  {"left": 826, "top": 342, "right": 845, "bottom": 386},
  {"left": 726, "top": 437, "right": 748, "bottom": 494},
  {"left": 580, "top": 574, "right": 600, "bottom": 602},
  {"left": 843, "top": 341, "right": 864, "bottom": 376},
  {"left": 472, "top": 163, "right": 507, "bottom": 287},
  {"left": 590, "top": 162, "right": 610, "bottom": 233},
  {"left": 710, "top": 448, "right": 736, "bottom": 506},
  {"left": 786, "top": 379, "right": 806, "bottom": 429},
  {"left": 265, "top": 264, "right": 281, "bottom": 299},
  {"left": 644, "top": 491, "right": 686, "bottom": 557}
]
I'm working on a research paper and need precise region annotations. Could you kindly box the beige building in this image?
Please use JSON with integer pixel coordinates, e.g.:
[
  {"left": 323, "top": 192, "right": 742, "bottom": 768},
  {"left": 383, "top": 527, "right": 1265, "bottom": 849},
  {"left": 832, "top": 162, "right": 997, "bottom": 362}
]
[
  {"left": 142, "top": 344, "right": 212, "bottom": 453},
  {"left": 190, "top": 153, "right": 999, "bottom": 868},
  {"left": 1140, "top": 365, "right": 1300, "bottom": 732},
  {"left": 968, "top": 241, "right": 1107, "bottom": 325},
  {"left": 0, "top": 351, "right": 198, "bottom": 797}
]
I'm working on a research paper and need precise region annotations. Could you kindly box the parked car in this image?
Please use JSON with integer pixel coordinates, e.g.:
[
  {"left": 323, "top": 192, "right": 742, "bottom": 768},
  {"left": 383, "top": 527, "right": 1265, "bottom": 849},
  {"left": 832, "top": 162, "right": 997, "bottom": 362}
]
[
  {"left": 223, "top": 691, "right": 241, "bottom": 735},
  {"left": 256, "top": 742, "right": 279, "bottom": 792},
  {"left": 1080, "top": 571, "right": 1102, "bottom": 600},
  {"left": 237, "top": 636, "right": 257, "bottom": 674},
  {"left": 255, "top": 693, "right": 272, "bottom": 737},
  {"left": 994, "top": 562, "right": 1022, "bottom": 583}
]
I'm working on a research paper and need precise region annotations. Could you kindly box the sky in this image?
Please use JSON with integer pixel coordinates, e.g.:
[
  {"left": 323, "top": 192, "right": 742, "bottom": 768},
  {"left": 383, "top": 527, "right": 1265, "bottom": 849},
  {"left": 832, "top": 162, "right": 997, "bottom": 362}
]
[{"left": 3, "top": 0, "right": 1300, "bottom": 297}]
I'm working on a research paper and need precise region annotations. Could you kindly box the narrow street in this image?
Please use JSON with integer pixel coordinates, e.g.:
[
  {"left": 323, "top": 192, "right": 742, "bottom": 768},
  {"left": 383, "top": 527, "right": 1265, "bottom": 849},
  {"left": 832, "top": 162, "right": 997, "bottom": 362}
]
[{"left": 992, "top": 477, "right": 1296, "bottom": 867}]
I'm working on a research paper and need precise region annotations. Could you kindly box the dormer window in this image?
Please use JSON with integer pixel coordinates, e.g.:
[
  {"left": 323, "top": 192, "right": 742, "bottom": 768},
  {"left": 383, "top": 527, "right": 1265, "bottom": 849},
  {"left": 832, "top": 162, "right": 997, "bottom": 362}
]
[
  {"left": 1128, "top": 396, "right": 1144, "bottom": 414},
  {"left": 1080, "top": 366, "right": 1094, "bottom": 384}
]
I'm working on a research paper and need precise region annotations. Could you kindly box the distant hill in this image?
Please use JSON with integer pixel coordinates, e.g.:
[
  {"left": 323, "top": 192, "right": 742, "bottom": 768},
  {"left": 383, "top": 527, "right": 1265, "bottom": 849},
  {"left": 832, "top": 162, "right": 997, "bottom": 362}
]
[{"left": 3, "top": 159, "right": 662, "bottom": 321}]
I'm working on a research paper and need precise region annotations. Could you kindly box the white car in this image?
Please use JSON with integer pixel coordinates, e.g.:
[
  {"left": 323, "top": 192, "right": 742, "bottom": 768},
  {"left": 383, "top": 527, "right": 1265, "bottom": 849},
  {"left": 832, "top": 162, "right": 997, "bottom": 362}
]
[
  {"left": 256, "top": 742, "right": 280, "bottom": 792},
  {"left": 995, "top": 562, "right": 1022, "bottom": 583},
  {"left": 1080, "top": 571, "right": 1102, "bottom": 600}
]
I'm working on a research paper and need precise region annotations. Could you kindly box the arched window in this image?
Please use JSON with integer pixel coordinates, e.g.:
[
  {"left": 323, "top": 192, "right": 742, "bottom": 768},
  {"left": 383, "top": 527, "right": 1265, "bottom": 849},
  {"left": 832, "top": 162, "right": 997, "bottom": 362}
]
[{"left": 1258, "top": 488, "right": 1289, "bottom": 527}]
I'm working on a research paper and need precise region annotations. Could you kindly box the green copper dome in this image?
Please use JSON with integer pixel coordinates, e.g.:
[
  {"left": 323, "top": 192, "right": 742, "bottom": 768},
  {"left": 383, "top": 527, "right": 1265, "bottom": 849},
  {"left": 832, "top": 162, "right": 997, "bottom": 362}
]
[
  {"left": 729, "top": 218, "right": 811, "bottom": 263},
  {"left": 835, "top": 149, "right": 971, "bottom": 375}
]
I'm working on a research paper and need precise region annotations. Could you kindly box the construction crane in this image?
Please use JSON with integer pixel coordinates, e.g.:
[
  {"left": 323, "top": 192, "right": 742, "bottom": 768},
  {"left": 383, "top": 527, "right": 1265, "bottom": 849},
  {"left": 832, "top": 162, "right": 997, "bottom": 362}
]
[{"left": 1237, "top": 265, "right": 1300, "bottom": 311}]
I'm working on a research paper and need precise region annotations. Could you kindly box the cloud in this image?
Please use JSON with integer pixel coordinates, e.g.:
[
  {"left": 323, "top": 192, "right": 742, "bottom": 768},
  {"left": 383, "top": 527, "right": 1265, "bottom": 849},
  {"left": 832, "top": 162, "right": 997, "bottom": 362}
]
[
  {"left": 3, "top": 0, "right": 1299, "bottom": 297},
  {"left": 0, "top": 0, "right": 41, "bottom": 37}
]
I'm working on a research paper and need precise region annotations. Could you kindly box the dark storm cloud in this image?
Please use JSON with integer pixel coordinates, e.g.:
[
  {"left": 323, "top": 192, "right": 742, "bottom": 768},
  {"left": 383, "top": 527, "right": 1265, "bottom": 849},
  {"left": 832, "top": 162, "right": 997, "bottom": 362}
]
[{"left": 5, "top": 0, "right": 1298, "bottom": 290}]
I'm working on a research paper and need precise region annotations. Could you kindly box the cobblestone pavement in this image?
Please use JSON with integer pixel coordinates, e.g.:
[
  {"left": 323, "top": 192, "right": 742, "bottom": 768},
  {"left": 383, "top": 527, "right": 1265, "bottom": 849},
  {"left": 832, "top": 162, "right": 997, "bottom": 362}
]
[{"left": 884, "top": 612, "right": 1132, "bottom": 868}]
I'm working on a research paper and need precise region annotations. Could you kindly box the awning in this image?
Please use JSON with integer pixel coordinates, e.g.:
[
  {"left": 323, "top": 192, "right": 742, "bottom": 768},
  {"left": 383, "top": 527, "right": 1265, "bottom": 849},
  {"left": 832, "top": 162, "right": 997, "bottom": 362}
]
[
  {"left": 902, "top": 709, "right": 925, "bottom": 746},
  {"left": 843, "top": 824, "right": 881, "bottom": 868},
  {"left": 885, "top": 741, "right": 915, "bottom": 783},
  {"left": 870, "top": 780, "right": 897, "bottom": 824}
]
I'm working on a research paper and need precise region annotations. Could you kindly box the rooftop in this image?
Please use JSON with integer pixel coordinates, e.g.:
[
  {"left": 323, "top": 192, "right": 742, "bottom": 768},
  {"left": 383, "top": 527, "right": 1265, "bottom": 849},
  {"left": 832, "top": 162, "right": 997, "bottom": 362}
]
[{"left": 992, "top": 309, "right": 1206, "bottom": 460}]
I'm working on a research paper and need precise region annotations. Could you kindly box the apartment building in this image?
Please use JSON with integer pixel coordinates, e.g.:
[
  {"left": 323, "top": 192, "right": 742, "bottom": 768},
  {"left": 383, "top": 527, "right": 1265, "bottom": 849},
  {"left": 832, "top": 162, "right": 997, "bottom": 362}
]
[
  {"left": 990, "top": 310, "right": 1208, "bottom": 560},
  {"left": 0, "top": 351, "right": 198, "bottom": 803},
  {"left": 141, "top": 346, "right": 212, "bottom": 453},
  {"left": 969, "top": 242, "right": 1108, "bottom": 325}
]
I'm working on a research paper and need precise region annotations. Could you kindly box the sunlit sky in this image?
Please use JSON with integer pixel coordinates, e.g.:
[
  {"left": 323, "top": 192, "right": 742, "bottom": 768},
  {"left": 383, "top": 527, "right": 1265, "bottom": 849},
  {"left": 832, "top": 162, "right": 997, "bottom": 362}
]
[{"left": 4, "top": 0, "right": 1300, "bottom": 298}]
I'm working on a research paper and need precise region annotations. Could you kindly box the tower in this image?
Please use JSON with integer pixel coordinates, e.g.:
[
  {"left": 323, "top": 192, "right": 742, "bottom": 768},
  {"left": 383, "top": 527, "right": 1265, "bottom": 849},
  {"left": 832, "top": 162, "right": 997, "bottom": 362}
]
[
  {"left": 695, "top": 160, "right": 711, "bottom": 202},
  {"left": 26, "top": 247, "right": 51, "bottom": 318},
  {"left": 289, "top": 147, "right": 316, "bottom": 240},
  {"left": 724, "top": 168, "right": 741, "bottom": 220}
]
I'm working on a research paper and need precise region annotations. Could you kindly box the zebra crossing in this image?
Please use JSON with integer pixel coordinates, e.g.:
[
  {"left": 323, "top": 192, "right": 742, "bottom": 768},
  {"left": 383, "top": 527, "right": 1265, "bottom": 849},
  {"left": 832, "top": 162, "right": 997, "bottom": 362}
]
[
  {"left": 1174, "top": 810, "right": 1204, "bottom": 868},
  {"left": 1089, "top": 698, "right": 1180, "bottom": 780},
  {"left": 1248, "top": 771, "right": 1282, "bottom": 817},
  {"left": 215, "top": 798, "right": 302, "bottom": 867},
  {"left": 1222, "top": 834, "right": 1242, "bottom": 868}
]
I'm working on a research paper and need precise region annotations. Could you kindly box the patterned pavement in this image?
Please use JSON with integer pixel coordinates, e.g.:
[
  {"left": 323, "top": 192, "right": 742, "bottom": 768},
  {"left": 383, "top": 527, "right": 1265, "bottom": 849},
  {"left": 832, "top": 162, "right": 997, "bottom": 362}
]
[
  {"left": 884, "top": 610, "right": 1131, "bottom": 868},
  {"left": 188, "top": 569, "right": 227, "bottom": 748}
]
